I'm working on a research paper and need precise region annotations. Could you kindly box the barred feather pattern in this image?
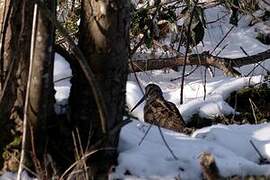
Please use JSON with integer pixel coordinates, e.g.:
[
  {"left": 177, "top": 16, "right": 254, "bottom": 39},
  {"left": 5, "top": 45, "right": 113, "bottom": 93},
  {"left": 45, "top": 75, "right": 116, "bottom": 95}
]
[{"left": 144, "top": 84, "right": 186, "bottom": 132}]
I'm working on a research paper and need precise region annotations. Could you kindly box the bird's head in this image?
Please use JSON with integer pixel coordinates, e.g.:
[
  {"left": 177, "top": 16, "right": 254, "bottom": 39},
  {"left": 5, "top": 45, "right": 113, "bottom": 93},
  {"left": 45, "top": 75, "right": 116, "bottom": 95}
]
[
  {"left": 145, "top": 83, "right": 163, "bottom": 99},
  {"left": 130, "top": 83, "right": 163, "bottom": 112}
]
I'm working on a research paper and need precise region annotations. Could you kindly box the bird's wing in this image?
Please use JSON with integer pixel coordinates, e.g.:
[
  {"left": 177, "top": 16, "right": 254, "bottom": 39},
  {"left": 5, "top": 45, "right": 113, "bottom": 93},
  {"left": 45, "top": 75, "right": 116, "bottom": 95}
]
[{"left": 165, "top": 101, "right": 186, "bottom": 126}]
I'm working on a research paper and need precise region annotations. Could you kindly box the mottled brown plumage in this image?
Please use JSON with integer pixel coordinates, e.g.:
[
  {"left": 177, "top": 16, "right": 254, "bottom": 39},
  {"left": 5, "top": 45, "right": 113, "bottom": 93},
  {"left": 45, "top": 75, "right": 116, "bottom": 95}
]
[{"left": 133, "top": 84, "right": 186, "bottom": 132}]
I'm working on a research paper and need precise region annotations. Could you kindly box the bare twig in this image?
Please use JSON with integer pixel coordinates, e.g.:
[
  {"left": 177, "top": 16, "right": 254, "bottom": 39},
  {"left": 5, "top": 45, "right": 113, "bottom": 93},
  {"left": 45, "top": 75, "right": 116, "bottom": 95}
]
[
  {"left": 54, "top": 76, "right": 72, "bottom": 83},
  {"left": 158, "top": 126, "right": 178, "bottom": 160},
  {"left": 138, "top": 124, "right": 152, "bottom": 146},
  {"left": 262, "top": 0, "right": 270, "bottom": 7},
  {"left": 215, "top": 44, "right": 228, "bottom": 56},
  {"left": 72, "top": 132, "right": 80, "bottom": 161},
  {"left": 129, "top": 60, "right": 145, "bottom": 95},
  {"left": 203, "top": 66, "right": 207, "bottom": 100},
  {"left": 206, "top": 13, "right": 229, "bottom": 24},
  {"left": 71, "top": 130, "right": 88, "bottom": 180},
  {"left": 180, "top": 0, "right": 198, "bottom": 105},
  {"left": 210, "top": 26, "right": 234, "bottom": 55},
  {"left": 59, "top": 148, "right": 115, "bottom": 180},
  {"left": 29, "top": 124, "right": 44, "bottom": 179},
  {"left": 130, "top": 35, "right": 145, "bottom": 56},
  {"left": 170, "top": 65, "right": 199, "bottom": 81},
  {"left": 241, "top": 46, "right": 270, "bottom": 76},
  {"left": 249, "top": 140, "right": 268, "bottom": 163},
  {"left": 75, "top": 128, "right": 89, "bottom": 180},
  {"left": 249, "top": 98, "right": 258, "bottom": 124}
]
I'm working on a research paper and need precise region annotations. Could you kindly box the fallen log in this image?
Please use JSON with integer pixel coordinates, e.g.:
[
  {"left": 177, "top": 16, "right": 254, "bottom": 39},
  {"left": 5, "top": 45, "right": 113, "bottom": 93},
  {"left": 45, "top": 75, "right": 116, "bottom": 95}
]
[
  {"left": 55, "top": 44, "right": 270, "bottom": 76},
  {"left": 129, "top": 49, "right": 270, "bottom": 76}
]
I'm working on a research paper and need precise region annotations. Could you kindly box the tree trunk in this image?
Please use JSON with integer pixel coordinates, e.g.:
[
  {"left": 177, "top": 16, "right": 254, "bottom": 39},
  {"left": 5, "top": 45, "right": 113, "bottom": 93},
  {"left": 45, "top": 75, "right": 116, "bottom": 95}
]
[
  {"left": 24, "top": 1, "right": 55, "bottom": 177},
  {"left": 0, "top": 0, "right": 33, "bottom": 172},
  {"left": 69, "top": 0, "right": 130, "bottom": 177},
  {"left": 0, "top": 0, "right": 55, "bottom": 175}
]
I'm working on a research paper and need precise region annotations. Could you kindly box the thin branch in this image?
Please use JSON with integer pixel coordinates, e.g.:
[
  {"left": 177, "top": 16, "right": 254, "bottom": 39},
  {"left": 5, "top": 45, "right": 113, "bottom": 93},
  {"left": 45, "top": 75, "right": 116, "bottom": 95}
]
[
  {"left": 206, "top": 12, "right": 229, "bottom": 24},
  {"left": 210, "top": 25, "right": 234, "bottom": 55},
  {"left": 249, "top": 98, "right": 258, "bottom": 124},
  {"left": 215, "top": 44, "right": 228, "bottom": 56},
  {"left": 170, "top": 65, "right": 199, "bottom": 81},
  {"left": 59, "top": 148, "right": 115, "bottom": 180},
  {"left": 130, "top": 35, "right": 145, "bottom": 56},
  {"left": 158, "top": 126, "right": 178, "bottom": 160},
  {"left": 75, "top": 128, "right": 89, "bottom": 180},
  {"left": 138, "top": 124, "right": 152, "bottom": 146},
  {"left": 180, "top": 0, "right": 198, "bottom": 105},
  {"left": 261, "top": 0, "right": 270, "bottom": 7},
  {"left": 249, "top": 140, "right": 267, "bottom": 163},
  {"left": 54, "top": 76, "right": 72, "bottom": 83},
  {"left": 203, "top": 66, "right": 207, "bottom": 100},
  {"left": 240, "top": 47, "right": 270, "bottom": 76},
  {"left": 129, "top": 59, "right": 145, "bottom": 95}
]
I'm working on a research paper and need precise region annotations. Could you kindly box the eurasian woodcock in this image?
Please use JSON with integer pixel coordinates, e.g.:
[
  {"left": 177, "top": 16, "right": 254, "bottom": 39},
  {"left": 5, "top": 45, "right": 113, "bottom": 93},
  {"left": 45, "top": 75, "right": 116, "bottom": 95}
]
[{"left": 131, "top": 84, "right": 186, "bottom": 132}]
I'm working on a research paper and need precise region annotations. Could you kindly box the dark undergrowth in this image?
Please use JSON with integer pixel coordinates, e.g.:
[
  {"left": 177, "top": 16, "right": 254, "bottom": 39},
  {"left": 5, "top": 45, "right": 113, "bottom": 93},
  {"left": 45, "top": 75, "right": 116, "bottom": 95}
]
[{"left": 187, "top": 83, "right": 270, "bottom": 129}]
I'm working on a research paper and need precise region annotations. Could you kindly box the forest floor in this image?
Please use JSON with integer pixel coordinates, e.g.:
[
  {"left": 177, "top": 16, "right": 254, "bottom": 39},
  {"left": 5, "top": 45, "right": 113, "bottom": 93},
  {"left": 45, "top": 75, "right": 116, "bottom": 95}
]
[
  {"left": 110, "top": 5, "right": 270, "bottom": 180},
  {"left": 2, "top": 3, "right": 270, "bottom": 180}
]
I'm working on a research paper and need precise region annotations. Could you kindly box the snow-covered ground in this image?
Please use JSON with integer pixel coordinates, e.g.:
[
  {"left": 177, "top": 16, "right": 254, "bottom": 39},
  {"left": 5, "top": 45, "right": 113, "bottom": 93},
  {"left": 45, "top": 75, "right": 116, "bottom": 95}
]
[
  {"left": 51, "top": 4, "right": 270, "bottom": 180},
  {"left": 112, "top": 5, "right": 270, "bottom": 180},
  {"left": 111, "top": 122, "right": 270, "bottom": 179},
  {"left": 2, "top": 3, "right": 270, "bottom": 180}
]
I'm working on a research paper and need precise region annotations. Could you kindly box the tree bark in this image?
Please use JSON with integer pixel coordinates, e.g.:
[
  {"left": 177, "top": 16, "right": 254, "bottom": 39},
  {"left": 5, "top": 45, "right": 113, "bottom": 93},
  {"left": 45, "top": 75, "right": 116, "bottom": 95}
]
[
  {"left": 130, "top": 50, "right": 270, "bottom": 75},
  {"left": 24, "top": 1, "right": 55, "bottom": 177},
  {"left": 69, "top": 0, "right": 130, "bottom": 177},
  {"left": 0, "top": 0, "right": 55, "bottom": 174},
  {"left": 0, "top": 0, "right": 33, "bottom": 172}
]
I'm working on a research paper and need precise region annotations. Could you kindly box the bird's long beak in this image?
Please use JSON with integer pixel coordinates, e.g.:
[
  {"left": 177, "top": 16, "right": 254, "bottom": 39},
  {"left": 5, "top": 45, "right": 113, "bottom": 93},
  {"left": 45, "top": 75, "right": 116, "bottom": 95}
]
[{"left": 130, "top": 95, "right": 146, "bottom": 112}]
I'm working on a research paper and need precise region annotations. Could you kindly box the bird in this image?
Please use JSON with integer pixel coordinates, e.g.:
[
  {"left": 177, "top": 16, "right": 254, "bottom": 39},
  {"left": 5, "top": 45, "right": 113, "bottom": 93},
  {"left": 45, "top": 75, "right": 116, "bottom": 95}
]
[{"left": 131, "top": 83, "right": 186, "bottom": 133}]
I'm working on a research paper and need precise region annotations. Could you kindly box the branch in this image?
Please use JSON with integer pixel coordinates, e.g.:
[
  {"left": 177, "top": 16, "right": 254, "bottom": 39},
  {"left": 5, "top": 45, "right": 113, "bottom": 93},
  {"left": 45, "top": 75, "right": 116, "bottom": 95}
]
[{"left": 129, "top": 49, "right": 270, "bottom": 75}]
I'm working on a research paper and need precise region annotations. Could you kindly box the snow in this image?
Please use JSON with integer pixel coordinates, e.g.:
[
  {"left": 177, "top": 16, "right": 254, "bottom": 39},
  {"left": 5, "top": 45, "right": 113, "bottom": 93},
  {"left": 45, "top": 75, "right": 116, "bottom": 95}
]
[
  {"left": 194, "top": 5, "right": 269, "bottom": 57},
  {"left": 0, "top": 171, "right": 37, "bottom": 180},
  {"left": 1, "top": 3, "right": 270, "bottom": 180},
  {"left": 51, "top": 4, "right": 270, "bottom": 179},
  {"left": 121, "top": 70, "right": 270, "bottom": 179},
  {"left": 115, "top": 4, "right": 270, "bottom": 180},
  {"left": 110, "top": 122, "right": 270, "bottom": 179},
  {"left": 127, "top": 71, "right": 264, "bottom": 122},
  {"left": 53, "top": 53, "right": 72, "bottom": 114}
]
